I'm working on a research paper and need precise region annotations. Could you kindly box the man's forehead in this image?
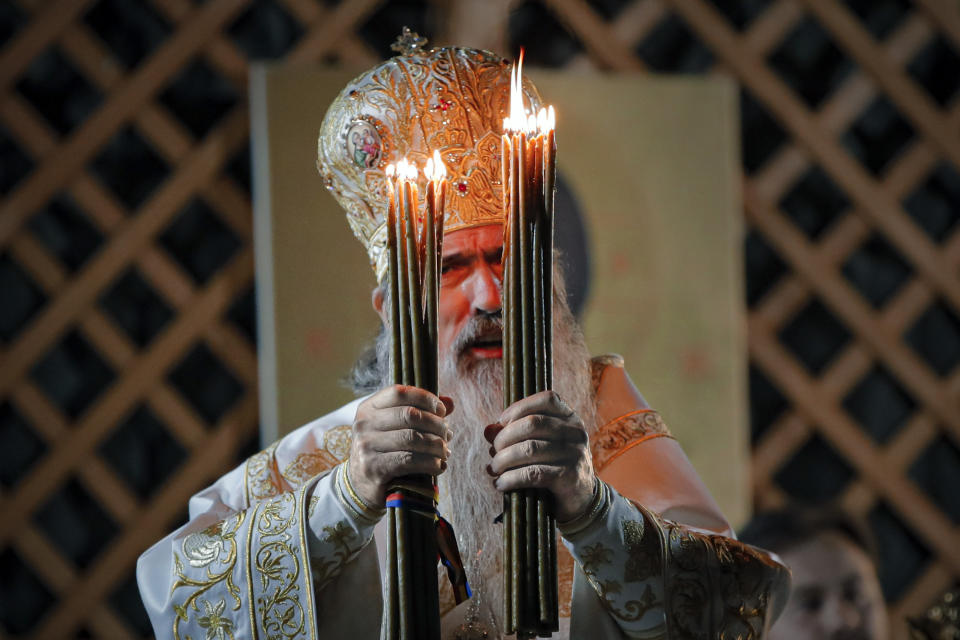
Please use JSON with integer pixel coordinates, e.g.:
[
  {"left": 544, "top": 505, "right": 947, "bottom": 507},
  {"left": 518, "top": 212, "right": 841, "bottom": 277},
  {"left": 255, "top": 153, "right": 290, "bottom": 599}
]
[{"left": 441, "top": 225, "right": 504, "bottom": 256}]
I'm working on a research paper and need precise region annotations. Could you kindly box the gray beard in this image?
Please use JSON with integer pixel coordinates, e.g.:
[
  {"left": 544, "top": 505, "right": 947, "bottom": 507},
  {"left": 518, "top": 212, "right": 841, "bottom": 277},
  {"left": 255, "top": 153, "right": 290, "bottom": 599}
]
[{"left": 371, "top": 276, "right": 597, "bottom": 636}]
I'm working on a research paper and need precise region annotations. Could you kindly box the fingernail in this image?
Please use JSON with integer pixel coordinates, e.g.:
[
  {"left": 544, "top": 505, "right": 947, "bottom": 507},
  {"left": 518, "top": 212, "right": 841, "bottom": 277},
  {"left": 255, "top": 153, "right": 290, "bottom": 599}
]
[
  {"left": 485, "top": 464, "right": 496, "bottom": 477},
  {"left": 435, "top": 400, "right": 447, "bottom": 417},
  {"left": 440, "top": 460, "right": 448, "bottom": 472},
  {"left": 444, "top": 444, "right": 452, "bottom": 458},
  {"left": 483, "top": 423, "right": 502, "bottom": 443},
  {"left": 488, "top": 445, "right": 496, "bottom": 457},
  {"left": 445, "top": 428, "right": 454, "bottom": 442},
  {"left": 441, "top": 395, "right": 455, "bottom": 415}
]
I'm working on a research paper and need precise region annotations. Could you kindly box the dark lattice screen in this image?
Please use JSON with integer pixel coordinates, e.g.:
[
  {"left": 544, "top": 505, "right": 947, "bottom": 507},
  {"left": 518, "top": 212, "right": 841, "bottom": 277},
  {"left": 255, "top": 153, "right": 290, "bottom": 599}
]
[{"left": 1, "top": 1, "right": 958, "bottom": 638}]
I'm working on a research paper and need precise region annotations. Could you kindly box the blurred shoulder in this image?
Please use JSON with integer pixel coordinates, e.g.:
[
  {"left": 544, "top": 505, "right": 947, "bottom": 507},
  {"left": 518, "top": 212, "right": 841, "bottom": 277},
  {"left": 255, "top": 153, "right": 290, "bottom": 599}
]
[{"left": 590, "top": 353, "right": 650, "bottom": 427}]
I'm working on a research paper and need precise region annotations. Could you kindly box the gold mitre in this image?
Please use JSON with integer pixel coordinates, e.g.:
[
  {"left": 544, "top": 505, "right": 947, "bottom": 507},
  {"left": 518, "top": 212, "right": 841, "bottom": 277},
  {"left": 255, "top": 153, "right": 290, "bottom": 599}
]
[{"left": 317, "top": 29, "right": 543, "bottom": 281}]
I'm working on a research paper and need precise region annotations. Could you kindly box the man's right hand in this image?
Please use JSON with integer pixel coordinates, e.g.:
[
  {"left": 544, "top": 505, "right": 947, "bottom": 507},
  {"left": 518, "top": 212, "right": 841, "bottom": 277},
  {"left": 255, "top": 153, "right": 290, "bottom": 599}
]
[{"left": 346, "top": 385, "right": 454, "bottom": 507}]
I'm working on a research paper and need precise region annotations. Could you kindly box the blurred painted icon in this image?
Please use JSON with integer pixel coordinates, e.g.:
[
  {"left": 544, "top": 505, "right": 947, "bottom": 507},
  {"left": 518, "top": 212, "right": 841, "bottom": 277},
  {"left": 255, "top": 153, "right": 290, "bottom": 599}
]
[{"left": 346, "top": 119, "right": 384, "bottom": 169}]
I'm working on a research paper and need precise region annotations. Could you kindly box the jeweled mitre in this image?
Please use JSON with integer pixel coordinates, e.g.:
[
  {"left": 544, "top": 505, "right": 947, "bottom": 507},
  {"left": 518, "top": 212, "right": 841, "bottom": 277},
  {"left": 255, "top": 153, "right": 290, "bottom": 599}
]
[{"left": 317, "top": 41, "right": 543, "bottom": 280}]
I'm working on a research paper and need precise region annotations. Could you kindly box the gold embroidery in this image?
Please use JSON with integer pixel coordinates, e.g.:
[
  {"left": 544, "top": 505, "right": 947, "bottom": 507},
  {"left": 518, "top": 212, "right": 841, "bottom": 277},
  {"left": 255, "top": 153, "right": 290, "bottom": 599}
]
[
  {"left": 312, "top": 521, "right": 362, "bottom": 590},
  {"left": 245, "top": 441, "right": 283, "bottom": 505},
  {"left": 317, "top": 47, "right": 545, "bottom": 280},
  {"left": 591, "top": 410, "right": 673, "bottom": 472},
  {"left": 323, "top": 425, "right": 352, "bottom": 461},
  {"left": 636, "top": 504, "right": 788, "bottom": 639},
  {"left": 580, "top": 541, "right": 614, "bottom": 574},
  {"left": 334, "top": 463, "right": 383, "bottom": 525},
  {"left": 197, "top": 598, "right": 234, "bottom": 639},
  {"left": 182, "top": 522, "right": 227, "bottom": 568},
  {"left": 576, "top": 536, "right": 662, "bottom": 624},
  {"left": 558, "top": 479, "right": 611, "bottom": 536},
  {"left": 622, "top": 519, "right": 661, "bottom": 584},
  {"left": 295, "top": 485, "right": 318, "bottom": 640},
  {"left": 280, "top": 425, "right": 353, "bottom": 487},
  {"left": 253, "top": 492, "right": 306, "bottom": 639},
  {"left": 590, "top": 354, "right": 624, "bottom": 396},
  {"left": 281, "top": 450, "right": 339, "bottom": 487},
  {"left": 171, "top": 512, "right": 245, "bottom": 640}
]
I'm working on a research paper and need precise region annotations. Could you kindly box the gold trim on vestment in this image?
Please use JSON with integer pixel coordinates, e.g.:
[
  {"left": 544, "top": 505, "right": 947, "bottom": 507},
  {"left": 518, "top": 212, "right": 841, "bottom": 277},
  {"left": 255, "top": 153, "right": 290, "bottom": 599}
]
[
  {"left": 245, "top": 441, "right": 283, "bottom": 506},
  {"left": 591, "top": 410, "right": 674, "bottom": 472}
]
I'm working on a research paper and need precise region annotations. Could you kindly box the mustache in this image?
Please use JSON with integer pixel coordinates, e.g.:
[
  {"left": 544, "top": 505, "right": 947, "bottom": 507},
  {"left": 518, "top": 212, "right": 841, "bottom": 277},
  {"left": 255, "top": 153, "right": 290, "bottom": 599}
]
[{"left": 452, "top": 313, "right": 503, "bottom": 356}]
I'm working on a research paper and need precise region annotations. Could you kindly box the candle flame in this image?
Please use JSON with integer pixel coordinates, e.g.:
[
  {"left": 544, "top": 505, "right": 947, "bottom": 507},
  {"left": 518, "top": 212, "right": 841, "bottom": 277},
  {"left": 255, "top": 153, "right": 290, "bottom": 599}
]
[
  {"left": 504, "top": 49, "right": 530, "bottom": 133},
  {"left": 536, "top": 106, "right": 555, "bottom": 135},
  {"left": 391, "top": 158, "right": 417, "bottom": 181},
  {"left": 503, "top": 50, "right": 555, "bottom": 135},
  {"left": 424, "top": 149, "right": 447, "bottom": 182}
]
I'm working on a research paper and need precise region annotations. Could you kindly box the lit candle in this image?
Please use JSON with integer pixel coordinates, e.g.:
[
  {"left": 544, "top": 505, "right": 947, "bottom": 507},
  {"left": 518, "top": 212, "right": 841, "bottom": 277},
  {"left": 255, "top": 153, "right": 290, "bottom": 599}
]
[
  {"left": 382, "top": 153, "right": 452, "bottom": 640},
  {"left": 500, "top": 50, "right": 559, "bottom": 638},
  {"left": 423, "top": 150, "right": 448, "bottom": 391}
]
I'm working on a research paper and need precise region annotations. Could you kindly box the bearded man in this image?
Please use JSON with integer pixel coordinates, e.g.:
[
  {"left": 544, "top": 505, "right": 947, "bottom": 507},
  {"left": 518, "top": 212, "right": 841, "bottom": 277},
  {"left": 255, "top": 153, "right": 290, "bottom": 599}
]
[{"left": 137, "top": 38, "right": 789, "bottom": 640}]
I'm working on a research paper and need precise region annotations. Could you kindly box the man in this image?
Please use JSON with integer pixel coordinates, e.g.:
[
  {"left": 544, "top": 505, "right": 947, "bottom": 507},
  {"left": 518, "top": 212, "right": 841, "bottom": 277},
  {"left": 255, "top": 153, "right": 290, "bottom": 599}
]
[
  {"left": 740, "top": 508, "right": 888, "bottom": 640},
  {"left": 138, "top": 37, "right": 788, "bottom": 639}
]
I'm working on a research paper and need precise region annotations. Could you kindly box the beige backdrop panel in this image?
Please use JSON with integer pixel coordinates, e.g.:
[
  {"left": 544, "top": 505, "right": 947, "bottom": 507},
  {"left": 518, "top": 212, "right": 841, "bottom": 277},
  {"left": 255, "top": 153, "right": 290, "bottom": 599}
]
[{"left": 251, "top": 65, "right": 749, "bottom": 527}]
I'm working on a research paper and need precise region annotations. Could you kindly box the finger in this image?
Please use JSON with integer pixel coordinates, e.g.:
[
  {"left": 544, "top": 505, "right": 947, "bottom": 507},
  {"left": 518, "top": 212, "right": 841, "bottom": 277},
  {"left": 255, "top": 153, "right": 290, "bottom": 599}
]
[
  {"left": 374, "top": 429, "right": 449, "bottom": 459},
  {"left": 377, "top": 405, "right": 450, "bottom": 439},
  {"left": 371, "top": 385, "right": 446, "bottom": 416},
  {"left": 499, "top": 390, "right": 575, "bottom": 425},
  {"left": 492, "top": 414, "right": 586, "bottom": 451},
  {"left": 490, "top": 439, "right": 573, "bottom": 474},
  {"left": 380, "top": 451, "right": 447, "bottom": 478},
  {"left": 494, "top": 464, "right": 563, "bottom": 493}
]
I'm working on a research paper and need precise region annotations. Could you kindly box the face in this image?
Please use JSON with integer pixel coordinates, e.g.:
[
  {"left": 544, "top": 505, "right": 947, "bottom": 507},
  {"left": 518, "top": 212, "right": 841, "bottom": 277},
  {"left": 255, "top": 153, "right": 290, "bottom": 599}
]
[
  {"left": 771, "top": 532, "right": 888, "bottom": 640},
  {"left": 436, "top": 225, "right": 504, "bottom": 362}
]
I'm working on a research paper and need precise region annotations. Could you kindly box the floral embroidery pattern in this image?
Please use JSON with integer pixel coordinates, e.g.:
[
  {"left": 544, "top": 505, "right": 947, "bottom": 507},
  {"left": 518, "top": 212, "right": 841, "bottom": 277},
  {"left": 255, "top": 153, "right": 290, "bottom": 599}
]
[
  {"left": 245, "top": 441, "right": 283, "bottom": 505},
  {"left": 637, "top": 504, "right": 787, "bottom": 639},
  {"left": 171, "top": 513, "right": 245, "bottom": 640},
  {"left": 281, "top": 450, "right": 339, "bottom": 487},
  {"left": 590, "top": 410, "right": 673, "bottom": 472},
  {"left": 252, "top": 493, "right": 306, "bottom": 640},
  {"left": 197, "top": 598, "right": 235, "bottom": 640},
  {"left": 182, "top": 522, "right": 227, "bottom": 568},
  {"left": 280, "top": 425, "right": 353, "bottom": 488},
  {"left": 312, "top": 521, "right": 362, "bottom": 591},
  {"left": 576, "top": 537, "right": 662, "bottom": 624},
  {"left": 322, "top": 425, "right": 352, "bottom": 461}
]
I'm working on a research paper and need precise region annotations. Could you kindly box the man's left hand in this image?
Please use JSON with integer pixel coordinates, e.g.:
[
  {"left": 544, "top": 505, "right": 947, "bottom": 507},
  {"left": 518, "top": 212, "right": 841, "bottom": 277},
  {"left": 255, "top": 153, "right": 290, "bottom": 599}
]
[{"left": 486, "top": 390, "right": 596, "bottom": 522}]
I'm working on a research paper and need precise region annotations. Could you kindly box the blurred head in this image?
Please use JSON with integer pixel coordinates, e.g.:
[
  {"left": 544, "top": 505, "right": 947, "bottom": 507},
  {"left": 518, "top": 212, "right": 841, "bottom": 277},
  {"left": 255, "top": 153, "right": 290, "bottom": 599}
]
[{"left": 740, "top": 508, "right": 888, "bottom": 640}]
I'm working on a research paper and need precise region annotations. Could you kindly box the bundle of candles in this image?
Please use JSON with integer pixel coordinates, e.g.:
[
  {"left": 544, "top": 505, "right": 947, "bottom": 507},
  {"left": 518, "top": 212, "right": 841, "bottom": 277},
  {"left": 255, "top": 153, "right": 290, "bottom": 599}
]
[
  {"left": 501, "top": 55, "right": 559, "bottom": 638},
  {"left": 383, "top": 152, "right": 448, "bottom": 640}
]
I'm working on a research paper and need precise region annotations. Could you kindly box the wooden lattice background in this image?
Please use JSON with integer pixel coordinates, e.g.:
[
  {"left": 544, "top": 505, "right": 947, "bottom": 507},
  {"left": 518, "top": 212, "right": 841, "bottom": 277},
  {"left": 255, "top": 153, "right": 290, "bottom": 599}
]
[{"left": 0, "top": 0, "right": 958, "bottom": 638}]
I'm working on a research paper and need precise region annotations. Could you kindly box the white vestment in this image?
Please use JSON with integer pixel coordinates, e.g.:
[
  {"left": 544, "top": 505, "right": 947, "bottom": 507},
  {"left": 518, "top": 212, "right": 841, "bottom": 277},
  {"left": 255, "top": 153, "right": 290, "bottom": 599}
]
[{"left": 137, "top": 359, "right": 787, "bottom": 639}]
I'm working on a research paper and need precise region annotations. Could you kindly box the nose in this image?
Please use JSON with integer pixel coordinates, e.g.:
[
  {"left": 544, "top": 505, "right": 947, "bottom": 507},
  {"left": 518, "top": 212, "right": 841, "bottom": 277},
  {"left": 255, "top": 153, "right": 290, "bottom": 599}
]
[{"left": 465, "top": 261, "right": 502, "bottom": 314}]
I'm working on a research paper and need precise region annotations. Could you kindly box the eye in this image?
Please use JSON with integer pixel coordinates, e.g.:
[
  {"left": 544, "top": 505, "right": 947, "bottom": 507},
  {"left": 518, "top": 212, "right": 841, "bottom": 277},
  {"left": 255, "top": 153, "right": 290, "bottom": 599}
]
[
  {"left": 441, "top": 262, "right": 465, "bottom": 275},
  {"left": 842, "top": 580, "right": 864, "bottom": 603},
  {"left": 799, "top": 593, "right": 823, "bottom": 613}
]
